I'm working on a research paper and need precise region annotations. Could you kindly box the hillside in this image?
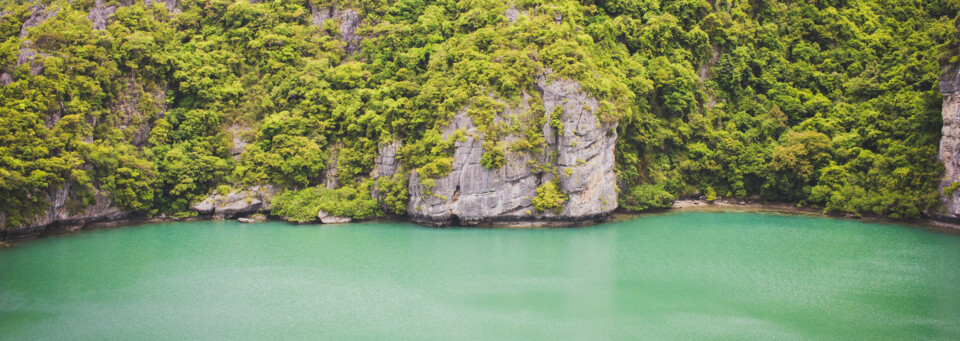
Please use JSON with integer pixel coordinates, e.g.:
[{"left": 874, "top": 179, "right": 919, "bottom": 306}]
[{"left": 0, "top": 0, "right": 958, "bottom": 232}]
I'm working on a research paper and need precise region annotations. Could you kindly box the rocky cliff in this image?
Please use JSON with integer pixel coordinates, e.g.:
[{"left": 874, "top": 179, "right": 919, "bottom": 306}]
[
  {"left": 937, "top": 63, "right": 960, "bottom": 220},
  {"left": 0, "top": 183, "right": 127, "bottom": 240},
  {"left": 406, "top": 74, "right": 619, "bottom": 226},
  {"left": 1, "top": 0, "right": 176, "bottom": 239}
]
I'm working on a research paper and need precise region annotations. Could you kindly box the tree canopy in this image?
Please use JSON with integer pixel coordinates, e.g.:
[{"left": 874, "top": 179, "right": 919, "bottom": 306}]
[{"left": 0, "top": 0, "right": 957, "bottom": 227}]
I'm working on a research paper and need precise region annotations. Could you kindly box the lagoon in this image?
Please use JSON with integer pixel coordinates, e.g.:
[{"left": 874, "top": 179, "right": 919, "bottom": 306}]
[{"left": 1, "top": 212, "right": 959, "bottom": 340}]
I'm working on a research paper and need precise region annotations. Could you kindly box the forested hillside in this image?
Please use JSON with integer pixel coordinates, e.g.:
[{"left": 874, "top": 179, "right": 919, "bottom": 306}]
[{"left": 0, "top": 0, "right": 957, "bottom": 229}]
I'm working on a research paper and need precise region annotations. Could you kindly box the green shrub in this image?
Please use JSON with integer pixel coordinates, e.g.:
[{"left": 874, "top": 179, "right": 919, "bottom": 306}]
[
  {"left": 621, "top": 184, "right": 675, "bottom": 211},
  {"left": 270, "top": 185, "right": 380, "bottom": 223},
  {"left": 532, "top": 181, "right": 568, "bottom": 213}
]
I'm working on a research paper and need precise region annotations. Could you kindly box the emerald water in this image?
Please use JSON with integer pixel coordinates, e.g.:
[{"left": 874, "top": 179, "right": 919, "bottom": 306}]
[{"left": 1, "top": 212, "right": 959, "bottom": 340}]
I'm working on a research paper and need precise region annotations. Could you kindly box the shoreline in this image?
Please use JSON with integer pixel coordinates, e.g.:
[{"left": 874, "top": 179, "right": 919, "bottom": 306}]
[
  {"left": 4, "top": 200, "right": 960, "bottom": 245},
  {"left": 656, "top": 199, "right": 960, "bottom": 236}
]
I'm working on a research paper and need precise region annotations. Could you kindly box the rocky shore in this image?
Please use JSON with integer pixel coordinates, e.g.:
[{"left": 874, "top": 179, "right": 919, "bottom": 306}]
[{"left": 7, "top": 196, "right": 960, "bottom": 243}]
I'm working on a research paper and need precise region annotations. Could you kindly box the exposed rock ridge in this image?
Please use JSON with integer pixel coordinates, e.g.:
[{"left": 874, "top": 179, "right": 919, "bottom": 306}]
[
  {"left": 406, "top": 73, "right": 618, "bottom": 226},
  {"left": 311, "top": 5, "right": 363, "bottom": 55},
  {"left": 937, "top": 63, "right": 960, "bottom": 220}
]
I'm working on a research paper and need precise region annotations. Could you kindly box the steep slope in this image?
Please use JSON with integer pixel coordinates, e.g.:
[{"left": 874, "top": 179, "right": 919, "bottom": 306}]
[
  {"left": 0, "top": 0, "right": 957, "bottom": 237},
  {"left": 937, "top": 63, "right": 960, "bottom": 220}
]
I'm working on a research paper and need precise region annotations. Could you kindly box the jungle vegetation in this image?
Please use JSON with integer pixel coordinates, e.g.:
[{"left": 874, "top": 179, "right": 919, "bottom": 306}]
[{"left": 0, "top": 0, "right": 957, "bottom": 227}]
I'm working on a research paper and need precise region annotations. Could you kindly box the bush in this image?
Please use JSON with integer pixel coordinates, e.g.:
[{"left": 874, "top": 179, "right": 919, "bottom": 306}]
[
  {"left": 532, "top": 181, "right": 568, "bottom": 213},
  {"left": 620, "top": 184, "right": 675, "bottom": 211},
  {"left": 270, "top": 184, "right": 380, "bottom": 223}
]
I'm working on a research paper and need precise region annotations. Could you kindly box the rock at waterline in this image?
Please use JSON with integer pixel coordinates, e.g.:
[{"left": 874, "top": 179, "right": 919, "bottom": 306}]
[
  {"left": 237, "top": 218, "right": 255, "bottom": 224},
  {"left": 318, "top": 210, "right": 352, "bottom": 224}
]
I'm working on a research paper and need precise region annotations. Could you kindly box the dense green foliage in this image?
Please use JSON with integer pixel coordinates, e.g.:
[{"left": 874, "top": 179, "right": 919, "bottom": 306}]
[
  {"left": 270, "top": 184, "right": 379, "bottom": 222},
  {"left": 532, "top": 181, "right": 568, "bottom": 212},
  {"left": 0, "top": 0, "right": 957, "bottom": 228}
]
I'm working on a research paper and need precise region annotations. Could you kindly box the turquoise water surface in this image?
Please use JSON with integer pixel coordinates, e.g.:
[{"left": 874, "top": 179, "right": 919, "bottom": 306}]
[{"left": 1, "top": 211, "right": 959, "bottom": 340}]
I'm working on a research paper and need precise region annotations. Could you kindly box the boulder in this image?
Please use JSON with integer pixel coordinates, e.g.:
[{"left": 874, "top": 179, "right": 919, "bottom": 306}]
[
  {"left": 191, "top": 186, "right": 276, "bottom": 219},
  {"left": 318, "top": 210, "right": 352, "bottom": 224}
]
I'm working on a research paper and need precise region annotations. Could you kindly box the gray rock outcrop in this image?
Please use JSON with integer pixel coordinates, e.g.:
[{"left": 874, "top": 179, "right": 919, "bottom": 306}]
[
  {"left": 373, "top": 141, "right": 402, "bottom": 179},
  {"left": 1, "top": 3, "right": 56, "bottom": 87},
  {"left": 20, "top": 3, "right": 58, "bottom": 39},
  {"left": 88, "top": 0, "right": 118, "bottom": 30},
  {"left": 311, "top": 6, "right": 363, "bottom": 54},
  {"left": 504, "top": 7, "right": 526, "bottom": 23},
  {"left": 323, "top": 144, "right": 341, "bottom": 189},
  {"left": 227, "top": 124, "right": 250, "bottom": 160},
  {"left": 110, "top": 77, "right": 169, "bottom": 146},
  {"left": 16, "top": 46, "right": 49, "bottom": 76},
  {"left": 143, "top": 0, "right": 178, "bottom": 13},
  {"left": 318, "top": 210, "right": 351, "bottom": 224},
  {"left": 89, "top": 0, "right": 180, "bottom": 31},
  {"left": 698, "top": 46, "right": 721, "bottom": 110},
  {"left": 937, "top": 63, "right": 960, "bottom": 220},
  {"left": 192, "top": 186, "right": 277, "bottom": 219},
  {"left": 370, "top": 140, "right": 404, "bottom": 211},
  {"left": 0, "top": 183, "right": 128, "bottom": 240},
  {"left": 406, "top": 73, "right": 618, "bottom": 226}
]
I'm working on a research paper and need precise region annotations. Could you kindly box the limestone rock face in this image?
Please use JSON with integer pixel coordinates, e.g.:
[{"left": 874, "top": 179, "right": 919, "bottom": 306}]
[
  {"left": 88, "top": 0, "right": 118, "bottom": 30},
  {"left": 143, "top": 0, "right": 179, "bottom": 13},
  {"left": 109, "top": 77, "right": 168, "bottom": 146},
  {"left": 370, "top": 141, "right": 403, "bottom": 211},
  {"left": 940, "top": 64, "right": 960, "bottom": 94},
  {"left": 406, "top": 74, "right": 618, "bottom": 226},
  {"left": 227, "top": 124, "right": 250, "bottom": 160},
  {"left": 311, "top": 6, "right": 363, "bottom": 54},
  {"left": 373, "top": 141, "right": 402, "bottom": 179},
  {"left": 322, "top": 144, "right": 342, "bottom": 190},
  {"left": 538, "top": 74, "right": 619, "bottom": 220},
  {"left": 937, "top": 64, "right": 960, "bottom": 220},
  {"left": 0, "top": 183, "right": 128, "bottom": 240},
  {"left": 16, "top": 46, "right": 49, "bottom": 77},
  {"left": 20, "top": 3, "right": 58, "bottom": 39},
  {"left": 192, "top": 186, "right": 277, "bottom": 219}
]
